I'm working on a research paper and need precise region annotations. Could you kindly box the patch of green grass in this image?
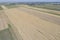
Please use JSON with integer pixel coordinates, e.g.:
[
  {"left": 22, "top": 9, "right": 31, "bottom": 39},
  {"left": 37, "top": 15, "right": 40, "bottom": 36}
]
[
  {"left": 0, "top": 28, "right": 14, "bottom": 40},
  {"left": 0, "top": 6, "right": 3, "bottom": 10},
  {"left": 8, "top": 24, "right": 11, "bottom": 28}
]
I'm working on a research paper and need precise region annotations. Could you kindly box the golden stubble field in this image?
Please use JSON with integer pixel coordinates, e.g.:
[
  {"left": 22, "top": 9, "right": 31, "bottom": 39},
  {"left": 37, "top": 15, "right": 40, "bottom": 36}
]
[{"left": 3, "top": 6, "right": 60, "bottom": 40}]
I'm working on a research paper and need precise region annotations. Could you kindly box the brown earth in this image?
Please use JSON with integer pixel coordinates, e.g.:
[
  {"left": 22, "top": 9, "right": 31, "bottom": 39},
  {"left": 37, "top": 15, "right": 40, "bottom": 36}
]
[{"left": 1, "top": 5, "right": 60, "bottom": 40}]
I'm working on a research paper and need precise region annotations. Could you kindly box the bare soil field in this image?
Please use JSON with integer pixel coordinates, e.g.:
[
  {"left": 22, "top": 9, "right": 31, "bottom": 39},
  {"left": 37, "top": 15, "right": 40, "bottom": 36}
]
[{"left": 3, "top": 6, "right": 60, "bottom": 40}]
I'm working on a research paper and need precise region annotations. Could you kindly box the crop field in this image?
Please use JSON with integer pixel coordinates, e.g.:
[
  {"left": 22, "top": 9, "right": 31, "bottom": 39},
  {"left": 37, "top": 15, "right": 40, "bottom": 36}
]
[
  {"left": 5, "top": 4, "right": 19, "bottom": 9},
  {"left": 0, "top": 4, "right": 60, "bottom": 40},
  {"left": 30, "top": 4, "right": 60, "bottom": 11},
  {"left": 26, "top": 4, "right": 60, "bottom": 16},
  {"left": 4, "top": 7, "right": 60, "bottom": 40}
]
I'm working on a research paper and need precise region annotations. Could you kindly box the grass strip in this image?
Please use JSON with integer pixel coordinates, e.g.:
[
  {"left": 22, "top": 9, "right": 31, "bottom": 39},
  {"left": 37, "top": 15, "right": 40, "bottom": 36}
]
[
  {"left": 0, "top": 6, "right": 3, "bottom": 10},
  {"left": 24, "top": 5, "right": 60, "bottom": 16}
]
